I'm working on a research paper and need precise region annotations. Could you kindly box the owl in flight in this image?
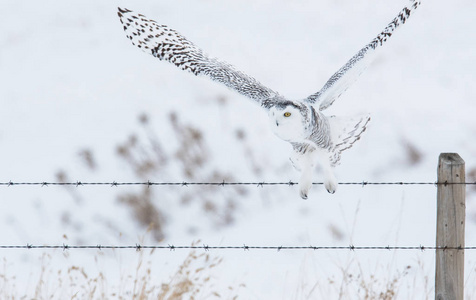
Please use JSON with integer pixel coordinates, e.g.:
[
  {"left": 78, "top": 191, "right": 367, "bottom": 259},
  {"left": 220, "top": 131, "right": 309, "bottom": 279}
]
[{"left": 118, "top": 0, "right": 420, "bottom": 199}]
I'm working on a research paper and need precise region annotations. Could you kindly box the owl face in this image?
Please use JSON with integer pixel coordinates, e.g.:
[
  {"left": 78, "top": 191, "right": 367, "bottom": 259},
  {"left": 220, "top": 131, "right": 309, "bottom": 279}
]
[{"left": 268, "top": 103, "right": 307, "bottom": 142}]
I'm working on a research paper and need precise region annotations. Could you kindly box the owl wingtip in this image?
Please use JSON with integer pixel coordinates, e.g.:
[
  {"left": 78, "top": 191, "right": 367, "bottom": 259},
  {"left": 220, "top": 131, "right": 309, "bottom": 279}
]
[{"left": 118, "top": 7, "right": 132, "bottom": 14}]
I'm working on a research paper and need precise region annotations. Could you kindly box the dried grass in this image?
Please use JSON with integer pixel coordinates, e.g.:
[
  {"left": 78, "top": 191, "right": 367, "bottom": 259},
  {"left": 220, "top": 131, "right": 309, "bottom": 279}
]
[
  {"left": 400, "top": 138, "right": 423, "bottom": 166},
  {"left": 0, "top": 241, "right": 236, "bottom": 299}
]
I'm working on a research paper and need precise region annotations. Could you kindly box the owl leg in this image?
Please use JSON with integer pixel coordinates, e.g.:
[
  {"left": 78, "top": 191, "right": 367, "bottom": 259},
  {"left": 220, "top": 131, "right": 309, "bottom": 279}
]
[
  {"left": 323, "top": 167, "right": 337, "bottom": 194},
  {"left": 299, "top": 164, "right": 313, "bottom": 199},
  {"left": 292, "top": 150, "right": 316, "bottom": 200},
  {"left": 315, "top": 150, "right": 337, "bottom": 194}
]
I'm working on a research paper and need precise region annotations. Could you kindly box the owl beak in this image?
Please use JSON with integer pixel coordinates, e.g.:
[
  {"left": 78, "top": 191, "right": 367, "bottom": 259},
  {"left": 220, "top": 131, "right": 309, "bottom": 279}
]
[{"left": 275, "top": 121, "right": 279, "bottom": 127}]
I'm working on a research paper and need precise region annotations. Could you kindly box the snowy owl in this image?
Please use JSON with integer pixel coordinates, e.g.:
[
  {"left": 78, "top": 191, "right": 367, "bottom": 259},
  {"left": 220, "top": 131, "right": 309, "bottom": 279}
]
[{"left": 117, "top": 0, "right": 420, "bottom": 199}]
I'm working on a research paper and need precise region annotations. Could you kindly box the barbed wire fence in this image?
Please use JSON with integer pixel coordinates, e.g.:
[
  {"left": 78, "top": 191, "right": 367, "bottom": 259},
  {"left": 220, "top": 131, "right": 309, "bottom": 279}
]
[
  {"left": 3, "top": 181, "right": 469, "bottom": 251},
  {"left": 1, "top": 181, "right": 474, "bottom": 251},
  {"left": 0, "top": 153, "right": 472, "bottom": 297},
  {"left": 1, "top": 180, "right": 475, "bottom": 187},
  {"left": 0, "top": 244, "right": 475, "bottom": 251}
]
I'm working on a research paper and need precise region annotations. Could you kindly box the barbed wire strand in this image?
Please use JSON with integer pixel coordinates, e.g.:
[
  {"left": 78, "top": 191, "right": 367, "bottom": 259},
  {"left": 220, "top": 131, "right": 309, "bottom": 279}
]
[
  {"left": 1, "top": 181, "right": 475, "bottom": 187},
  {"left": 0, "top": 244, "right": 474, "bottom": 251}
]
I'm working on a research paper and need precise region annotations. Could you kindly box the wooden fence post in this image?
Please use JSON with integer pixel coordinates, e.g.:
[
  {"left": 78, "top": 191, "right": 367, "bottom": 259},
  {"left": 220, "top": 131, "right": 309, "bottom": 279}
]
[{"left": 435, "top": 153, "right": 465, "bottom": 300}]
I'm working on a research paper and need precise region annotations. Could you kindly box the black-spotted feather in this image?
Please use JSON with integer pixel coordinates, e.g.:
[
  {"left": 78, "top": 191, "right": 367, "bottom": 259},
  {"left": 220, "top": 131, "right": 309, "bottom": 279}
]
[
  {"left": 306, "top": 0, "right": 421, "bottom": 111},
  {"left": 117, "top": 7, "right": 279, "bottom": 104}
]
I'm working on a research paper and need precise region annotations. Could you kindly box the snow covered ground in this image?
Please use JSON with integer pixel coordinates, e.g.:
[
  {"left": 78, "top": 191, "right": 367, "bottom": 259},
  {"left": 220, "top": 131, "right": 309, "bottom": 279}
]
[{"left": 1, "top": 0, "right": 476, "bottom": 298}]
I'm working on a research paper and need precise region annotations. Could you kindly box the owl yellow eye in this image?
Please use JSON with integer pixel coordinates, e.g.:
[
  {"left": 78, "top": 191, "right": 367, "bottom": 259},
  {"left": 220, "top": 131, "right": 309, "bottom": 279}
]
[{"left": 284, "top": 112, "right": 291, "bottom": 117}]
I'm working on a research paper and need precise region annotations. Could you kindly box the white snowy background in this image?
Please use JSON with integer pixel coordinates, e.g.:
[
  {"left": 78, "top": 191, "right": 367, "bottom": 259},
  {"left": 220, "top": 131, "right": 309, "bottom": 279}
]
[{"left": 1, "top": 0, "right": 476, "bottom": 298}]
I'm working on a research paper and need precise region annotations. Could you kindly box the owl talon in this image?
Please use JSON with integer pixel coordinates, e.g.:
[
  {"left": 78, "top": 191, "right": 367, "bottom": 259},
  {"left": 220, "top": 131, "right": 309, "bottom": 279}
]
[
  {"left": 325, "top": 180, "right": 337, "bottom": 194},
  {"left": 299, "top": 173, "right": 312, "bottom": 200}
]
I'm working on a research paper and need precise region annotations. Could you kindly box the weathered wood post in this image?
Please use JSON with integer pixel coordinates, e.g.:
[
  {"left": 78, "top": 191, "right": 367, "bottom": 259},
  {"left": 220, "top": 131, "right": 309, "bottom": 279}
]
[{"left": 435, "top": 153, "right": 465, "bottom": 300}]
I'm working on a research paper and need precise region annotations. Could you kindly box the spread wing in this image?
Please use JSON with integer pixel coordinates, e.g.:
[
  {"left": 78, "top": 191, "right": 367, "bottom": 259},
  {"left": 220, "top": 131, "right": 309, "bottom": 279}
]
[
  {"left": 117, "top": 8, "right": 280, "bottom": 106},
  {"left": 305, "top": 0, "right": 421, "bottom": 111}
]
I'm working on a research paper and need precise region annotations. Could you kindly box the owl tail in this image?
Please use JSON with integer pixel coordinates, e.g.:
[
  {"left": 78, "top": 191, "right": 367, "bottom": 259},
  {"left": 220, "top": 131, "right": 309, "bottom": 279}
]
[{"left": 328, "top": 114, "right": 371, "bottom": 165}]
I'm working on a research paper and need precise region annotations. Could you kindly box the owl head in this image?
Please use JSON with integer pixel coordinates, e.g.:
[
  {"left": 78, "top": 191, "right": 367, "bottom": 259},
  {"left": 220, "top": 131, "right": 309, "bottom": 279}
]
[{"left": 268, "top": 101, "right": 310, "bottom": 142}]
